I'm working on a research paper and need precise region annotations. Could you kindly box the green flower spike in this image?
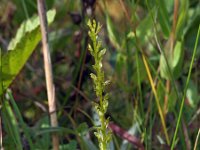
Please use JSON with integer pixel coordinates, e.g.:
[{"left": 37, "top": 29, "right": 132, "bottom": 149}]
[{"left": 87, "top": 19, "right": 111, "bottom": 150}]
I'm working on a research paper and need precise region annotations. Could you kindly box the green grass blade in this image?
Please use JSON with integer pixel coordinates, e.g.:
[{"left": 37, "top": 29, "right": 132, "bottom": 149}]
[
  {"left": 7, "top": 90, "right": 34, "bottom": 149},
  {"left": 2, "top": 100, "right": 23, "bottom": 150},
  {"left": 171, "top": 25, "right": 200, "bottom": 149}
]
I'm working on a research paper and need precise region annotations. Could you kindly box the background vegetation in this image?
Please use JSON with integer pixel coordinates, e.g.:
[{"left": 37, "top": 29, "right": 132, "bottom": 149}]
[{"left": 0, "top": 0, "right": 200, "bottom": 149}]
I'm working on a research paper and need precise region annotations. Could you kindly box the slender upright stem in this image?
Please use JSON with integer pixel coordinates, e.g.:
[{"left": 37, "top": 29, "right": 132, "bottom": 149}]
[
  {"left": 37, "top": 0, "right": 59, "bottom": 149},
  {"left": 171, "top": 25, "right": 200, "bottom": 150}
]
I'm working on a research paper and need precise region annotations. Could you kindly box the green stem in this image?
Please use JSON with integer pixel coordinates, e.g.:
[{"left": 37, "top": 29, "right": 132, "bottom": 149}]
[{"left": 171, "top": 25, "right": 200, "bottom": 149}]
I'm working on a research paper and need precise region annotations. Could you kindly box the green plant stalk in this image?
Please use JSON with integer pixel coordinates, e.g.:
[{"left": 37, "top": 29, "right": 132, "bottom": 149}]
[
  {"left": 87, "top": 19, "right": 111, "bottom": 150},
  {"left": 171, "top": 25, "right": 200, "bottom": 150}
]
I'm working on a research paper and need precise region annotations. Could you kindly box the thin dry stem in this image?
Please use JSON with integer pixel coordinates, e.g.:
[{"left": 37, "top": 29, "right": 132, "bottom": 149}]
[
  {"left": 164, "top": 0, "right": 179, "bottom": 120},
  {"left": 37, "top": 0, "right": 59, "bottom": 149}
]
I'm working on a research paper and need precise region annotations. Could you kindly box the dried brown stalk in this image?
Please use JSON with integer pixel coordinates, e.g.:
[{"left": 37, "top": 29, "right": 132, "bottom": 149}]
[{"left": 37, "top": 0, "right": 59, "bottom": 149}]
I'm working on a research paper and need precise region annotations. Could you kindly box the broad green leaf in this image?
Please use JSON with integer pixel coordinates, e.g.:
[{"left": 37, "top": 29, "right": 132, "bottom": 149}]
[
  {"left": 0, "top": 9, "right": 56, "bottom": 96},
  {"left": 172, "top": 41, "right": 184, "bottom": 78},
  {"left": 160, "top": 54, "right": 169, "bottom": 79},
  {"left": 160, "top": 41, "right": 184, "bottom": 79},
  {"left": 8, "top": 9, "right": 55, "bottom": 50}
]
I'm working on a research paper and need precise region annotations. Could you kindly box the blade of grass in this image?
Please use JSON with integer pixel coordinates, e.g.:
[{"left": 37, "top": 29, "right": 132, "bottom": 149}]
[{"left": 171, "top": 24, "right": 200, "bottom": 150}]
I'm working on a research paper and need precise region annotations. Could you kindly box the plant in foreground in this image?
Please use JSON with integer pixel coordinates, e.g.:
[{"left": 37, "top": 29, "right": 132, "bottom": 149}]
[{"left": 87, "top": 20, "right": 111, "bottom": 150}]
